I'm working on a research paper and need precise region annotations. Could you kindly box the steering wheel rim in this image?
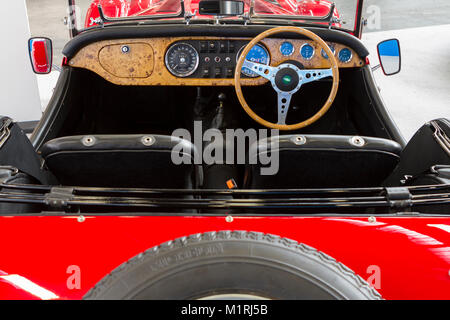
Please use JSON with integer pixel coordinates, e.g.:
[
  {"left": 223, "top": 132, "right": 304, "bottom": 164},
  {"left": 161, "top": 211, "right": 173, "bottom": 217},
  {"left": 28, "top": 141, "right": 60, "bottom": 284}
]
[{"left": 234, "top": 26, "right": 340, "bottom": 131}]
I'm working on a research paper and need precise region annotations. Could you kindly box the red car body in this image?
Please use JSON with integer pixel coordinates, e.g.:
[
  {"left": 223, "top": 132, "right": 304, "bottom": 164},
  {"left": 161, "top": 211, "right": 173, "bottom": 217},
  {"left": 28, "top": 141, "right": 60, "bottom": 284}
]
[
  {"left": 2, "top": 0, "right": 449, "bottom": 300},
  {"left": 1, "top": 216, "right": 449, "bottom": 300}
]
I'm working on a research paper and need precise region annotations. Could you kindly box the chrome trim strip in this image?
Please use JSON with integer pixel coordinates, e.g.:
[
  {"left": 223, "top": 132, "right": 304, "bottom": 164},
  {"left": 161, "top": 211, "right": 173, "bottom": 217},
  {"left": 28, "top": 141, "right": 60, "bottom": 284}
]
[
  {"left": 431, "top": 121, "right": 450, "bottom": 156},
  {"left": 0, "top": 118, "right": 13, "bottom": 149}
]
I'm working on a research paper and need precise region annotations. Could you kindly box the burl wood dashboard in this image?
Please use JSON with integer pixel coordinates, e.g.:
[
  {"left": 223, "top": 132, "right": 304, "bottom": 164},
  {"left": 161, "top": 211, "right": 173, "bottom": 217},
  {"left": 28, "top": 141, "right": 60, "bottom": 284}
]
[{"left": 68, "top": 37, "right": 365, "bottom": 86}]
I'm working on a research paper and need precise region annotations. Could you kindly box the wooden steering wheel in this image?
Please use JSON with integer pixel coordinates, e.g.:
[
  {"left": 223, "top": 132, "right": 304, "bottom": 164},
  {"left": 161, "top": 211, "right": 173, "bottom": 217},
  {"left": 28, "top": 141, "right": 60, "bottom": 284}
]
[{"left": 234, "top": 26, "right": 340, "bottom": 131}]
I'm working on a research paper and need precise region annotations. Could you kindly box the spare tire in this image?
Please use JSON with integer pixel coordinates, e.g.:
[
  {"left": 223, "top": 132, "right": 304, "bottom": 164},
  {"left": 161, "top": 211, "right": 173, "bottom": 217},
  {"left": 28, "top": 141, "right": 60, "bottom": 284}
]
[{"left": 84, "top": 231, "right": 382, "bottom": 300}]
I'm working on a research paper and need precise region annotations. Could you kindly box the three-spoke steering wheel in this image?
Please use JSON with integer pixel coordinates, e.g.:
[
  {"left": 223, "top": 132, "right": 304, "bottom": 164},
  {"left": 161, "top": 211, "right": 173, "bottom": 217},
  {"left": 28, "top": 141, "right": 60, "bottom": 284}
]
[{"left": 234, "top": 26, "right": 340, "bottom": 131}]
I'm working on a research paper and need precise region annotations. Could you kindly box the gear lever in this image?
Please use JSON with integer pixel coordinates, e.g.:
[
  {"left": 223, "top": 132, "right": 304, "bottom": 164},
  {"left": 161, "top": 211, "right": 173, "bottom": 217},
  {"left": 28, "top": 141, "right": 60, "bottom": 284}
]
[{"left": 210, "top": 93, "right": 227, "bottom": 130}]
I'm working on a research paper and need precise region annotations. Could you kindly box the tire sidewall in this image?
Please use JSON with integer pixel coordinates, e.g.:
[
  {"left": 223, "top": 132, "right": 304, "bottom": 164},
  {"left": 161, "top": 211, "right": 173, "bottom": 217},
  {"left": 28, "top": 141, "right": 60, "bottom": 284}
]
[{"left": 84, "top": 231, "right": 381, "bottom": 300}]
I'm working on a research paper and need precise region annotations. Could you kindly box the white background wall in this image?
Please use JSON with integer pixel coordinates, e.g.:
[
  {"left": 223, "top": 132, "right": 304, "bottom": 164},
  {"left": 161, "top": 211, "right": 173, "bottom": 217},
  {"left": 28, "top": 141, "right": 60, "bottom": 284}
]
[
  {"left": 0, "top": 0, "right": 42, "bottom": 121},
  {"left": 363, "top": 25, "right": 450, "bottom": 141}
]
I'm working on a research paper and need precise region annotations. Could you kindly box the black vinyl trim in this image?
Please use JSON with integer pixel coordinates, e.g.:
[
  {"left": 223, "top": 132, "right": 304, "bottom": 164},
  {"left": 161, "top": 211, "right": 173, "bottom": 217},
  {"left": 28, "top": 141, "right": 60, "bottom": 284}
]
[
  {"left": 258, "top": 148, "right": 401, "bottom": 160},
  {"left": 17, "top": 121, "right": 39, "bottom": 134},
  {"left": 30, "top": 67, "right": 73, "bottom": 150},
  {"left": 62, "top": 24, "right": 370, "bottom": 59},
  {"left": 361, "top": 66, "right": 406, "bottom": 147}
]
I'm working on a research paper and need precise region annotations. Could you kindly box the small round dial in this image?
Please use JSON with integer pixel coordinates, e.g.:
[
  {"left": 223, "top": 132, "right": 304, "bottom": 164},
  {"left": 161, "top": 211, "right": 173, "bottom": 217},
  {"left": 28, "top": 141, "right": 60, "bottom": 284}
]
[
  {"left": 338, "top": 48, "right": 353, "bottom": 63},
  {"left": 165, "top": 42, "right": 199, "bottom": 77},
  {"left": 321, "top": 43, "right": 336, "bottom": 59},
  {"left": 279, "top": 41, "right": 294, "bottom": 56},
  {"left": 300, "top": 43, "right": 315, "bottom": 60},
  {"left": 237, "top": 43, "right": 270, "bottom": 78}
]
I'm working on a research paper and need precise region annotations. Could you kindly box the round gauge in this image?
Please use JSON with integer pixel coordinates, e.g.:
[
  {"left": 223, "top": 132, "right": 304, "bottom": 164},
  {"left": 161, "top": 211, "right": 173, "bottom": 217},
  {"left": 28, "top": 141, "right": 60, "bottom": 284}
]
[
  {"left": 279, "top": 41, "right": 294, "bottom": 56},
  {"left": 300, "top": 43, "right": 315, "bottom": 60},
  {"left": 237, "top": 43, "right": 270, "bottom": 78},
  {"left": 338, "top": 48, "right": 353, "bottom": 63},
  {"left": 165, "top": 42, "right": 199, "bottom": 77},
  {"left": 321, "top": 44, "right": 336, "bottom": 59}
]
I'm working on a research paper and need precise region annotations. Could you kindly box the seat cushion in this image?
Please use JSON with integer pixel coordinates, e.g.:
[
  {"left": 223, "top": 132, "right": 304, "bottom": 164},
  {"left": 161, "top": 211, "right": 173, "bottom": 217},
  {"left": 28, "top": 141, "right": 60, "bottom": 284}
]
[
  {"left": 41, "top": 134, "right": 200, "bottom": 188},
  {"left": 246, "top": 134, "right": 402, "bottom": 189}
]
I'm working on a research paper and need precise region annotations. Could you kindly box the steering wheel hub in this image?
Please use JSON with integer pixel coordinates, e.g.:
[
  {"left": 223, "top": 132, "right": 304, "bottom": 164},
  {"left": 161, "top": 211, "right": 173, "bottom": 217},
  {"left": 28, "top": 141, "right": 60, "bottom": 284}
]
[{"left": 274, "top": 67, "right": 300, "bottom": 92}]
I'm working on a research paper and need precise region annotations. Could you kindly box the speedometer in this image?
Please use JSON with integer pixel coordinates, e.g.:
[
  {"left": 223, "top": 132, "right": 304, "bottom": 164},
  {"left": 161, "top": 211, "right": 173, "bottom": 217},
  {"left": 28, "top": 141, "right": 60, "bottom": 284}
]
[
  {"left": 237, "top": 43, "right": 270, "bottom": 78},
  {"left": 165, "top": 42, "right": 199, "bottom": 77}
]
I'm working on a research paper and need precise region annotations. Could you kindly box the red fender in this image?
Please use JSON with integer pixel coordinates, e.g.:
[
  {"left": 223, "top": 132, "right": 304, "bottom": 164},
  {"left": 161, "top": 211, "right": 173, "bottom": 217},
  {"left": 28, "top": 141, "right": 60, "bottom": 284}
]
[{"left": 0, "top": 216, "right": 449, "bottom": 300}]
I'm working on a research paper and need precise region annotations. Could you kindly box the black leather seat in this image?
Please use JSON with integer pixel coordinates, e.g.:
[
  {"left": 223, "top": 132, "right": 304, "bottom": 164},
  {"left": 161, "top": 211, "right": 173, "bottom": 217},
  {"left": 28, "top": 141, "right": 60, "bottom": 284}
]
[
  {"left": 41, "top": 134, "right": 201, "bottom": 188},
  {"left": 246, "top": 134, "right": 402, "bottom": 189}
]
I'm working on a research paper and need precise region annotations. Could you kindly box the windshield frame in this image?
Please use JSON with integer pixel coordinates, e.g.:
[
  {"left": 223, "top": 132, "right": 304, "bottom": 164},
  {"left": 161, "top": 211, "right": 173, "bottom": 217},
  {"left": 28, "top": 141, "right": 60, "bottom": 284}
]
[{"left": 67, "top": 0, "right": 365, "bottom": 38}]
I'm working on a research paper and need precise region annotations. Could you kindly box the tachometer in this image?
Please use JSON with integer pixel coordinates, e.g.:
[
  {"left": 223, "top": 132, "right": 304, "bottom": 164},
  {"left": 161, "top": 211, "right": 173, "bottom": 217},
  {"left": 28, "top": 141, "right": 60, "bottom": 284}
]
[
  {"left": 165, "top": 42, "right": 199, "bottom": 77},
  {"left": 237, "top": 43, "right": 270, "bottom": 78}
]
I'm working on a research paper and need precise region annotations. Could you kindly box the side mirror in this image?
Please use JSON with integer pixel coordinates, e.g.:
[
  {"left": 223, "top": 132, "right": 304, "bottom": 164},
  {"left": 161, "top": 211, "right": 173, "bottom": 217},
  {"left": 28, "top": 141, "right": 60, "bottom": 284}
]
[
  {"left": 198, "top": 0, "right": 244, "bottom": 16},
  {"left": 28, "top": 37, "right": 53, "bottom": 74},
  {"left": 377, "top": 39, "right": 401, "bottom": 76}
]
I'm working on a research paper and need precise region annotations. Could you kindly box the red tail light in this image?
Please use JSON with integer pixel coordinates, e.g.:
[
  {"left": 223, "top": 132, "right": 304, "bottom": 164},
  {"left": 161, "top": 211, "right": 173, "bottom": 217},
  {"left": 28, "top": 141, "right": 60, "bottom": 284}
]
[{"left": 28, "top": 37, "right": 53, "bottom": 74}]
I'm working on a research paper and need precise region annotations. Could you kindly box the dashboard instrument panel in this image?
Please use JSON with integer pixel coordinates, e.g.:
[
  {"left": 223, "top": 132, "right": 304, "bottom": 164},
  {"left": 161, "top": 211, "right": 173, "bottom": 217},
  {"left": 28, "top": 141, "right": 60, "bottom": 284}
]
[{"left": 68, "top": 37, "right": 365, "bottom": 86}]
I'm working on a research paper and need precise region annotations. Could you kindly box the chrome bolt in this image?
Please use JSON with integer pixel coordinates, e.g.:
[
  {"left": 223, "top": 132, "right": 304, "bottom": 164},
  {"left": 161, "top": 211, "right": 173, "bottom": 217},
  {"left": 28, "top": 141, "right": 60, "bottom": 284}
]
[
  {"left": 82, "top": 136, "right": 96, "bottom": 147},
  {"left": 141, "top": 135, "right": 155, "bottom": 146},
  {"left": 77, "top": 215, "right": 85, "bottom": 223},
  {"left": 121, "top": 45, "right": 130, "bottom": 54},
  {"left": 350, "top": 136, "right": 366, "bottom": 147},
  {"left": 368, "top": 216, "right": 377, "bottom": 223},
  {"left": 225, "top": 215, "right": 234, "bottom": 223},
  {"left": 292, "top": 136, "right": 306, "bottom": 145}
]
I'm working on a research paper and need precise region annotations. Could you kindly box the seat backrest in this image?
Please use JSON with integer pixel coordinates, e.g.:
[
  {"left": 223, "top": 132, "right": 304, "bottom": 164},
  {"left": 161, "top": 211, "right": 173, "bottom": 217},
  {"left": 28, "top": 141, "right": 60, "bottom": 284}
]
[
  {"left": 41, "top": 134, "right": 200, "bottom": 189},
  {"left": 246, "top": 134, "right": 402, "bottom": 189}
]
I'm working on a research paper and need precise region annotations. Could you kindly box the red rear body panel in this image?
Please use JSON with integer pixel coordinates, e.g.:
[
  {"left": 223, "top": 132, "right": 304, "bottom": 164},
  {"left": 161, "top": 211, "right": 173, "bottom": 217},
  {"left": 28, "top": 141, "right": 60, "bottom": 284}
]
[{"left": 1, "top": 215, "right": 449, "bottom": 300}]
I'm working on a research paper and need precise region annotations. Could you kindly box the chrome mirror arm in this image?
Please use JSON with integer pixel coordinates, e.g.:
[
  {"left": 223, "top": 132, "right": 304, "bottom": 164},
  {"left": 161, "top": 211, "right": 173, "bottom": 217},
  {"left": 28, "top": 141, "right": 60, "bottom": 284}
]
[{"left": 371, "top": 64, "right": 382, "bottom": 72}]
